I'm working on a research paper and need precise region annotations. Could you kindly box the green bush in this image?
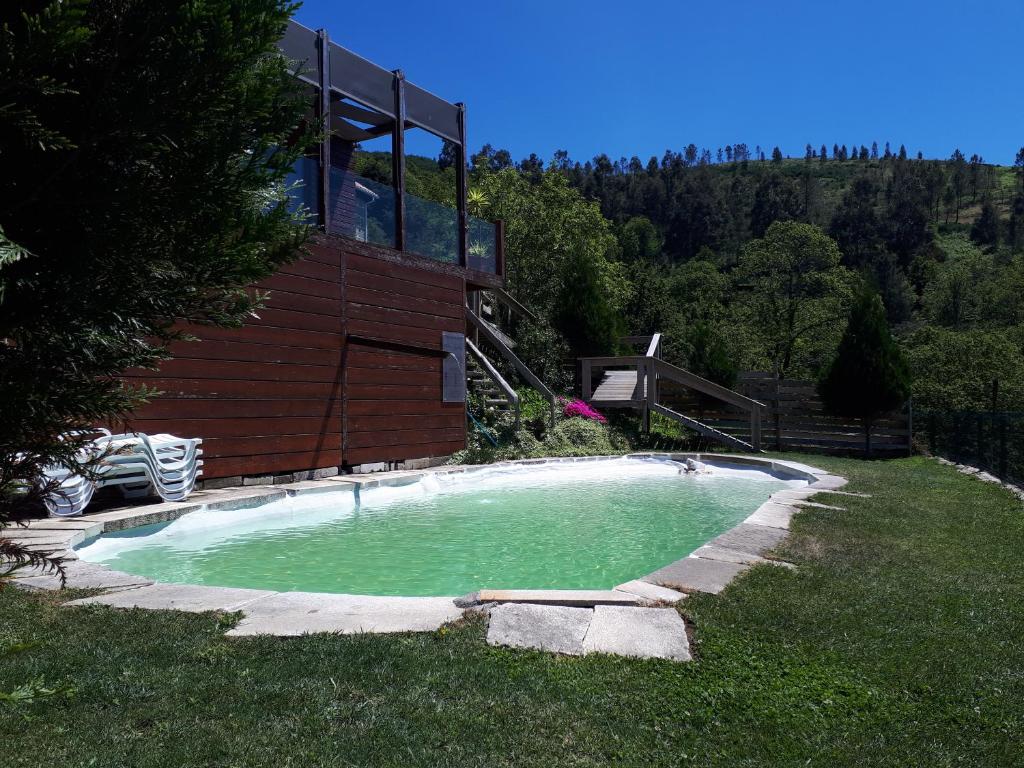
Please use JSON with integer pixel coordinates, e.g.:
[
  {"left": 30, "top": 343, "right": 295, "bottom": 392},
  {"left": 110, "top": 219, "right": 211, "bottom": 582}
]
[{"left": 539, "top": 418, "right": 629, "bottom": 458}]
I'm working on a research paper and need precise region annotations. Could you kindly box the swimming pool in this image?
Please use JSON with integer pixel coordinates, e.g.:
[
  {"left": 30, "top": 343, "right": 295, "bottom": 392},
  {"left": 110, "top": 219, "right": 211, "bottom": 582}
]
[{"left": 75, "top": 457, "right": 806, "bottom": 597}]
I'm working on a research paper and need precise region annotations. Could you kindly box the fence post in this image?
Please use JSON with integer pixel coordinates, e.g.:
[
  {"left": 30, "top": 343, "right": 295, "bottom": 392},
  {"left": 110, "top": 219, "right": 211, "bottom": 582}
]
[
  {"left": 998, "top": 413, "right": 1008, "bottom": 479},
  {"left": 750, "top": 405, "right": 762, "bottom": 451},
  {"left": 581, "top": 359, "right": 592, "bottom": 401},
  {"left": 772, "top": 376, "right": 782, "bottom": 451},
  {"left": 642, "top": 358, "right": 652, "bottom": 434},
  {"left": 976, "top": 412, "right": 984, "bottom": 470},
  {"left": 906, "top": 398, "right": 913, "bottom": 457}
]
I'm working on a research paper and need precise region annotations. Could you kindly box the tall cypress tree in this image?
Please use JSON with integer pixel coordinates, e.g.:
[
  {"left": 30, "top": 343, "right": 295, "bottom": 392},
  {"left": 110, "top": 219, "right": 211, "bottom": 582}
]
[
  {"left": 819, "top": 285, "right": 911, "bottom": 456},
  {"left": 0, "top": 0, "right": 314, "bottom": 523}
]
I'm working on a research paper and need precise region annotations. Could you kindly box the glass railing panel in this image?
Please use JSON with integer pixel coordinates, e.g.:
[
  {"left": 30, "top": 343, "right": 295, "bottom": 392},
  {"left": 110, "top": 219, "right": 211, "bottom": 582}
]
[
  {"left": 327, "top": 167, "right": 396, "bottom": 249},
  {"left": 284, "top": 155, "right": 320, "bottom": 223},
  {"left": 404, "top": 192, "right": 459, "bottom": 264},
  {"left": 468, "top": 214, "right": 497, "bottom": 274}
]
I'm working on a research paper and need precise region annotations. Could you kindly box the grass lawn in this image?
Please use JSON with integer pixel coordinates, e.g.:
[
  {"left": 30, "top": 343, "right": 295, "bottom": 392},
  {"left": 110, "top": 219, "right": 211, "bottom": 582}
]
[{"left": 2, "top": 455, "right": 1023, "bottom": 766}]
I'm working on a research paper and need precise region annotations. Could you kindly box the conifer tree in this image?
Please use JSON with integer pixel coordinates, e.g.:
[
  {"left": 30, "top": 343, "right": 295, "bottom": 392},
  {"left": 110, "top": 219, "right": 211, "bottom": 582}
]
[
  {"left": 819, "top": 285, "right": 911, "bottom": 456},
  {"left": 0, "top": 0, "right": 313, "bottom": 522}
]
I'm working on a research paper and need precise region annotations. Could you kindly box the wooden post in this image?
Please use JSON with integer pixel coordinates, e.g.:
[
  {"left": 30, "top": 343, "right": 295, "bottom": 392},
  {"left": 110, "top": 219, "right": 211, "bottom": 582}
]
[
  {"left": 581, "top": 359, "right": 593, "bottom": 401},
  {"left": 998, "top": 413, "right": 1007, "bottom": 479},
  {"left": 750, "top": 405, "right": 762, "bottom": 451},
  {"left": 455, "top": 103, "right": 469, "bottom": 268},
  {"left": 772, "top": 376, "right": 782, "bottom": 451},
  {"left": 316, "top": 29, "right": 331, "bottom": 231},
  {"left": 642, "top": 358, "right": 652, "bottom": 434},
  {"left": 906, "top": 398, "right": 913, "bottom": 457},
  {"left": 391, "top": 70, "right": 406, "bottom": 251}
]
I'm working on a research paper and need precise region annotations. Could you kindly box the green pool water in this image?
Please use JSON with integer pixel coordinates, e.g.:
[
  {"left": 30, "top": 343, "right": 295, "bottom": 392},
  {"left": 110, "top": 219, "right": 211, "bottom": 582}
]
[{"left": 77, "top": 459, "right": 798, "bottom": 596}]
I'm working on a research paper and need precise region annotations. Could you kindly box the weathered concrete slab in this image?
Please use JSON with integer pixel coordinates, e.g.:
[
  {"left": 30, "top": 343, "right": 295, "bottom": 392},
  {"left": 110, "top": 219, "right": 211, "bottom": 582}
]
[
  {"left": 808, "top": 474, "right": 848, "bottom": 490},
  {"left": 644, "top": 556, "right": 749, "bottom": 594},
  {"left": 793, "top": 500, "right": 846, "bottom": 511},
  {"left": 8, "top": 538, "right": 75, "bottom": 552},
  {"left": 225, "top": 592, "right": 463, "bottom": 636},
  {"left": 486, "top": 603, "right": 592, "bottom": 655},
  {"left": 4, "top": 526, "right": 83, "bottom": 539},
  {"left": 769, "top": 459, "right": 827, "bottom": 476},
  {"left": 84, "top": 503, "right": 202, "bottom": 532},
  {"left": 1, "top": 529, "right": 83, "bottom": 547},
  {"left": 476, "top": 589, "right": 639, "bottom": 607},
  {"left": 708, "top": 523, "right": 788, "bottom": 558},
  {"left": 744, "top": 502, "right": 798, "bottom": 529},
  {"left": 65, "top": 583, "right": 273, "bottom": 612},
  {"left": 25, "top": 518, "right": 105, "bottom": 534},
  {"left": 613, "top": 580, "right": 687, "bottom": 604},
  {"left": 583, "top": 606, "right": 691, "bottom": 661},
  {"left": 818, "top": 490, "right": 871, "bottom": 498},
  {"left": 690, "top": 544, "right": 773, "bottom": 566},
  {"left": 14, "top": 561, "right": 154, "bottom": 591}
]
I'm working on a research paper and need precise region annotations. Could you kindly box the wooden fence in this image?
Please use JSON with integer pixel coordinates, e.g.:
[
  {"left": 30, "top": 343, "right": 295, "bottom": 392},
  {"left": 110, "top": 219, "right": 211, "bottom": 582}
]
[{"left": 657, "top": 372, "right": 912, "bottom": 456}]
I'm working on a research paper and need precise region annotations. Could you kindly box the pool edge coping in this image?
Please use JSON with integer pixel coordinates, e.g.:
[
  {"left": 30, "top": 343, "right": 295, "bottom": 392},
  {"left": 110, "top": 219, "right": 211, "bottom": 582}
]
[{"left": 8, "top": 452, "right": 847, "bottom": 638}]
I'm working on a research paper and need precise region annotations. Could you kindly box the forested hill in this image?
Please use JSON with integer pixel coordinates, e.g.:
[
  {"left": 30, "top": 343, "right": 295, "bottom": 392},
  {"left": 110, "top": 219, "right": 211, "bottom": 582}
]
[{"left": 354, "top": 146, "right": 1024, "bottom": 412}]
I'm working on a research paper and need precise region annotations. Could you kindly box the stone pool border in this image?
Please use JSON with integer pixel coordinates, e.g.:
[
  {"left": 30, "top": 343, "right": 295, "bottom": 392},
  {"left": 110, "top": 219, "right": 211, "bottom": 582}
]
[{"left": 7, "top": 453, "right": 847, "bottom": 659}]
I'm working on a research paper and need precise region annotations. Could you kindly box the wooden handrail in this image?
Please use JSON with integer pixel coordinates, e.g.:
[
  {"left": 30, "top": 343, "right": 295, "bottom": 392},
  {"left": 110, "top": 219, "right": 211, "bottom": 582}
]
[
  {"left": 645, "top": 333, "right": 662, "bottom": 359},
  {"left": 578, "top": 355, "right": 648, "bottom": 367},
  {"left": 653, "top": 358, "right": 764, "bottom": 411},
  {"left": 467, "top": 338, "right": 520, "bottom": 431},
  {"left": 489, "top": 286, "right": 537, "bottom": 322},
  {"left": 466, "top": 307, "right": 556, "bottom": 426}
]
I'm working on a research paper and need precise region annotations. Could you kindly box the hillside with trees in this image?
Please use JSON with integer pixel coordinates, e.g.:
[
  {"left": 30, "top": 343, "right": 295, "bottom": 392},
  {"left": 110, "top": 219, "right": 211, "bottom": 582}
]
[{"left": 355, "top": 143, "right": 1024, "bottom": 414}]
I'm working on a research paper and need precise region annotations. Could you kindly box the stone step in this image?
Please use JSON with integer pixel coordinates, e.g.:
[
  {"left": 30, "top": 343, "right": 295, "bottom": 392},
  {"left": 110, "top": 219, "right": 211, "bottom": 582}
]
[{"left": 459, "top": 589, "right": 640, "bottom": 607}]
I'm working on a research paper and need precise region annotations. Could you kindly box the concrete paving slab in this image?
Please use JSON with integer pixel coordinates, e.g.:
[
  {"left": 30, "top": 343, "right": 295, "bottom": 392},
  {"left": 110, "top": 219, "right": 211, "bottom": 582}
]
[
  {"left": 65, "top": 583, "right": 273, "bottom": 612},
  {"left": 808, "top": 474, "right": 848, "bottom": 490},
  {"left": 793, "top": 501, "right": 846, "bottom": 511},
  {"left": 10, "top": 539, "right": 74, "bottom": 552},
  {"left": 476, "top": 589, "right": 639, "bottom": 607},
  {"left": 818, "top": 490, "right": 871, "bottom": 498},
  {"left": 770, "top": 488, "right": 820, "bottom": 503},
  {"left": 644, "top": 556, "right": 749, "bottom": 594},
  {"left": 744, "top": 502, "right": 798, "bottom": 529},
  {"left": 708, "top": 523, "right": 788, "bottom": 558},
  {"left": 1, "top": 528, "right": 84, "bottom": 544},
  {"left": 769, "top": 459, "right": 828, "bottom": 476},
  {"left": 5, "top": 526, "right": 74, "bottom": 539},
  {"left": 613, "top": 580, "right": 687, "bottom": 604},
  {"left": 486, "top": 603, "right": 592, "bottom": 655},
  {"left": 583, "top": 606, "right": 691, "bottom": 661},
  {"left": 15, "top": 561, "right": 154, "bottom": 591},
  {"left": 690, "top": 544, "right": 773, "bottom": 566},
  {"left": 25, "top": 519, "right": 105, "bottom": 535},
  {"left": 84, "top": 503, "right": 202, "bottom": 532},
  {"left": 225, "top": 592, "right": 463, "bottom": 636}
]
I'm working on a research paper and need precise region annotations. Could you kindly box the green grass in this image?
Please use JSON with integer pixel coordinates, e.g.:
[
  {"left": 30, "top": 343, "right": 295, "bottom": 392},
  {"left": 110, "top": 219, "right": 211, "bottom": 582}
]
[{"left": 3, "top": 455, "right": 1024, "bottom": 766}]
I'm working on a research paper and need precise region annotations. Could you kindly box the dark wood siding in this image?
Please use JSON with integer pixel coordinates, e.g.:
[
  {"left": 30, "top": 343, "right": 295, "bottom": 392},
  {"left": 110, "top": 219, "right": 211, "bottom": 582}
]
[
  {"left": 121, "top": 235, "right": 467, "bottom": 479},
  {"left": 342, "top": 251, "right": 466, "bottom": 465}
]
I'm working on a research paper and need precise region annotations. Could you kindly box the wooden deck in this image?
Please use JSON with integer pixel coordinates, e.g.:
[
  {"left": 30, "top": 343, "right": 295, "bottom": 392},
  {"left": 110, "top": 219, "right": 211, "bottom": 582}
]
[
  {"left": 581, "top": 338, "right": 764, "bottom": 452},
  {"left": 590, "top": 369, "right": 645, "bottom": 405}
]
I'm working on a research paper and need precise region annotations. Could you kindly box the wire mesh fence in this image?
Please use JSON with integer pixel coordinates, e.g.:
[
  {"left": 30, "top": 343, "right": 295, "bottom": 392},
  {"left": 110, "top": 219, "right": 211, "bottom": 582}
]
[{"left": 916, "top": 410, "right": 1024, "bottom": 485}]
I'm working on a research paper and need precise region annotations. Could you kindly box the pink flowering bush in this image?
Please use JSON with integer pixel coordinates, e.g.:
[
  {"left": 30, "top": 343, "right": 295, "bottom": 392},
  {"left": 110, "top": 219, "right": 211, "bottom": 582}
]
[{"left": 559, "top": 396, "right": 607, "bottom": 424}]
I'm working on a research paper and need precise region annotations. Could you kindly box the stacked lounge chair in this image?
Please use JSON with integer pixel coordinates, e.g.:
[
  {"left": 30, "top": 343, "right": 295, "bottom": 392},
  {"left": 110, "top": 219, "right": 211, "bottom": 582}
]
[{"left": 41, "top": 430, "right": 203, "bottom": 517}]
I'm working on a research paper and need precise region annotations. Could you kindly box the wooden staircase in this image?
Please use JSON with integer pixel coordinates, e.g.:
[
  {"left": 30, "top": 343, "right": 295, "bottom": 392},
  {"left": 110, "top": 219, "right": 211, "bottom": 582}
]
[
  {"left": 465, "top": 291, "right": 557, "bottom": 429},
  {"left": 582, "top": 334, "right": 764, "bottom": 452},
  {"left": 466, "top": 351, "right": 515, "bottom": 417}
]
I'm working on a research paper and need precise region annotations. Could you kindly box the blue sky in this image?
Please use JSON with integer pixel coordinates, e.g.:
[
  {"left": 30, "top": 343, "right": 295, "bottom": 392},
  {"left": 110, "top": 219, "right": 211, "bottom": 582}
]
[{"left": 294, "top": 0, "right": 1024, "bottom": 166}]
